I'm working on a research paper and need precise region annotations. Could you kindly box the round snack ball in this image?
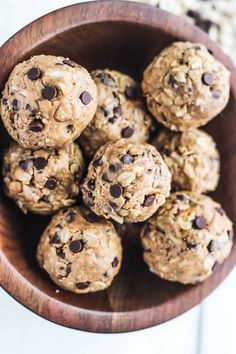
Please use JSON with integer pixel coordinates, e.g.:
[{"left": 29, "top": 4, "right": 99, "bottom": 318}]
[
  {"left": 141, "top": 192, "right": 234, "bottom": 284},
  {"left": 1, "top": 55, "right": 97, "bottom": 148},
  {"left": 142, "top": 42, "right": 230, "bottom": 131},
  {"left": 82, "top": 139, "right": 171, "bottom": 224},
  {"left": 3, "top": 142, "right": 84, "bottom": 215},
  {"left": 36, "top": 206, "right": 122, "bottom": 293},
  {"left": 152, "top": 128, "right": 220, "bottom": 193},
  {"left": 79, "top": 69, "right": 152, "bottom": 156}
]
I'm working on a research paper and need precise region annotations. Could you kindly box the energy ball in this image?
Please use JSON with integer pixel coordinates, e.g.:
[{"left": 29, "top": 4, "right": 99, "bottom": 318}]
[
  {"left": 82, "top": 139, "right": 171, "bottom": 223},
  {"left": 36, "top": 206, "right": 122, "bottom": 293},
  {"left": 1, "top": 55, "right": 97, "bottom": 148},
  {"left": 3, "top": 142, "right": 84, "bottom": 214},
  {"left": 142, "top": 42, "right": 230, "bottom": 131},
  {"left": 79, "top": 69, "right": 152, "bottom": 156},
  {"left": 152, "top": 128, "right": 220, "bottom": 193},
  {"left": 141, "top": 192, "right": 234, "bottom": 284}
]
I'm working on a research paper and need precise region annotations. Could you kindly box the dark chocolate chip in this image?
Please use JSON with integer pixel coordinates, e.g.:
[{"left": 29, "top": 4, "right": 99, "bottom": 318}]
[
  {"left": 33, "top": 157, "right": 48, "bottom": 170},
  {"left": 121, "top": 154, "right": 134, "bottom": 164},
  {"left": 29, "top": 119, "right": 44, "bottom": 132},
  {"left": 80, "top": 91, "right": 92, "bottom": 105},
  {"left": 76, "top": 282, "right": 90, "bottom": 289},
  {"left": 97, "top": 73, "right": 114, "bottom": 86},
  {"left": 2, "top": 97, "right": 8, "bottom": 106},
  {"left": 101, "top": 107, "right": 109, "bottom": 117},
  {"left": 207, "top": 240, "right": 216, "bottom": 253},
  {"left": 187, "top": 242, "right": 196, "bottom": 250},
  {"left": 87, "top": 180, "right": 95, "bottom": 190},
  {"left": 86, "top": 212, "right": 101, "bottom": 223},
  {"left": 109, "top": 201, "right": 117, "bottom": 209},
  {"left": 202, "top": 73, "right": 213, "bottom": 86},
  {"left": 45, "top": 177, "right": 57, "bottom": 190},
  {"left": 50, "top": 233, "right": 61, "bottom": 244},
  {"left": 103, "top": 272, "right": 108, "bottom": 277},
  {"left": 27, "top": 67, "right": 41, "bottom": 80},
  {"left": 42, "top": 86, "right": 58, "bottom": 99},
  {"left": 56, "top": 248, "right": 65, "bottom": 259},
  {"left": 228, "top": 229, "right": 234, "bottom": 241},
  {"left": 113, "top": 106, "right": 122, "bottom": 116},
  {"left": 19, "top": 160, "right": 28, "bottom": 171},
  {"left": 63, "top": 59, "right": 76, "bottom": 67},
  {"left": 208, "top": 49, "right": 213, "bottom": 55},
  {"left": 143, "top": 195, "right": 155, "bottom": 207},
  {"left": 125, "top": 86, "right": 140, "bottom": 99},
  {"left": 109, "top": 164, "right": 120, "bottom": 173},
  {"left": 102, "top": 173, "right": 109, "bottom": 182},
  {"left": 12, "top": 99, "right": 20, "bottom": 111},
  {"left": 108, "top": 117, "right": 117, "bottom": 124},
  {"left": 66, "top": 212, "right": 76, "bottom": 223},
  {"left": 26, "top": 103, "right": 31, "bottom": 110},
  {"left": 31, "top": 108, "right": 39, "bottom": 115},
  {"left": 111, "top": 257, "right": 119, "bottom": 268},
  {"left": 193, "top": 216, "right": 207, "bottom": 229},
  {"left": 110, "top": 184, "right": 123, "bottom": 198},
  {"left": 67, "top": 124, "right": 75, "bottom": 133},
  {"left": 121, "top": 126, "right": 134, "bottom": 138},
  {"left": 211, "top": 89, "right": 221, "bottom": 99},
  {"left": 69, "top": 240, "right": 83, "bottom": 253},
  {"left": 93, "top": 158, "right": 102, "bottom": 168},
  {"left": 215, "top": 207, "right": 225, "bottom": 216},
  {"left": 177, "top": 194, "right": 189, "bottom": 201}
]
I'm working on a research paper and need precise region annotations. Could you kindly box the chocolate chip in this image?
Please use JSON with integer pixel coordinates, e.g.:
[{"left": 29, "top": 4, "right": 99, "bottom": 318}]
[
  {"left": 211, "top": 89, "right": 221, "bottom": 99},
  {"left": 27, "top": 67, "right": 41, "bottom": 80},
  {"left": 42, "top": 86, "right": 58, "bottom": 100},
  {"left": 2, "top": 97, "right": 8, "bottom": 106},
  {"left": 102, "top": 173, "right": 109, "bottom": 182},
  {"left": 193, "top": 216, "right": 207, "bottom": 229},
  {"left": 76, "top": 282, "right": 90, "bottom": 289},
  {"left": 103, "top": 272, "right": 108, "bottom": 277},
  {"left": 31, "top": 108, "right": 39, "bottom": 115},
  {"left": 33, "top": 157, "right": 48, "bottom": 170},
  {"left": 19, "top": 160, "right": 28, "bottom": 171},
  {"left": 69, "top": 240, "right": 83, "bottom": 253},
  {"left": 109, "top": 201, "right": 117, "bottom": 209},
  {"left": 50, "top": 233, "right": 61, "bottom": 244},
  {"left": 228, "top": 229, "right": 234, "bottom": 241},
  {"left": 143, "top": 195, "right": 155, "bottom": 207},
  {"left": 25, "top": 103, "right": 31, "bottom": 110},
  {"left": 45, "top": 177, "right": 57, "bottom": 190},
  {"left": 207, "top": 240, "right": 216, "bottom": 253},
  {"left": 121, "top": 154, "right": 133, "bottom": 164},
  {"left": 187, "top": 242, "right": 196, "bottom": 250},
  {"left": 63, "top": 59, "right": 76, "bottom": 67},
  {"left": 93, "top": 158, "right": 102, "bottom": 168},
  {"left": 109, "top": 164, "right": 120, "bottom": 173},
  {"left": 125, "top": 86, "right": 140, "bottom": 99},
  {"left": 202, "top": 73, "right": 213, "bottom": 86},
  {"left": 87, "top": 180, "right": 95, "bottom": 190},
  {"left": 67, "top": 124, "right": 75, "bottom": 133},
  {"left": 101, "top": 107, "right": 109, "bottom": 117},
  {"left": 29, "top": 119, "right": 44, "bottom": 132},
  {"left": 215, "top": 207, "right": 225, "bottom": 216},
  {"left": 97, "top": 73, "right": 114, "bottom": 86},
  {"left": 111, "top": 257, "right": 119, "bottom": 268},
  {"left": 110, "top": 184, "right": 123, "bottom": 198},
  {"left": 86, "top": 212, "right": 101, "bottom": 223},
  {"left": 66, "top": 212, "right": 76, "bottom": 223},
  {"left": 80, "top": 91, "right": 92, "bottom": 105},
  {"left": 177, "top": 194, "right": 189, "bottom": 201},
  {"left": 12, "top": 99, "right": 20, "bottom": 111},
  {"left": 113, "top": 106, "right": 122, "bottom": 116},
  {"left": 56, "top": 248, "right": 65, "bottom": 259},
  {"left": 121, "top": 126, "right": 134, "bottom": 138},
  {"left": 108, "top": 117, "right": 117, "bottom": 124},
  {"left": 208, "top": 49, "right": 213, "bottom": 55}
]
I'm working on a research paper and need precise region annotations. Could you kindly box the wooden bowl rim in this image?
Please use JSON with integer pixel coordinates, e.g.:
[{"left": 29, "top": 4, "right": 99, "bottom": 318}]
[{"left": 0, "top": 0, "right": 236, "bottom": 333}]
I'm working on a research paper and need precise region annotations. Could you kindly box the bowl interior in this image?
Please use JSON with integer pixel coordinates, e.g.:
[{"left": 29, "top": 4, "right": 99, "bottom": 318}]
[{"left": 0, "top": 2, "right": 236, "bottom": 333}]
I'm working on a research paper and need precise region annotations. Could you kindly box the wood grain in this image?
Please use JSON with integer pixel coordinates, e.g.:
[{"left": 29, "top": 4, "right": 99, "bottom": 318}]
[{"left": 0, "top": 0, "right": 235, "bottom": 333}]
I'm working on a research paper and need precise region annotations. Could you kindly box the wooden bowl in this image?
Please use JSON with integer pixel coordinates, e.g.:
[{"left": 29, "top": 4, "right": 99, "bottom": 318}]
[{"left": 0, "top": 1, "right": 236, "bottom": 333}]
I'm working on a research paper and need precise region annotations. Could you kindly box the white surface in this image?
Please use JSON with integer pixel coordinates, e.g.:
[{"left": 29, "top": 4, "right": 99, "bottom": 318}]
[{"left": 0, "top": 1, "right": 235, "bottom": 354}]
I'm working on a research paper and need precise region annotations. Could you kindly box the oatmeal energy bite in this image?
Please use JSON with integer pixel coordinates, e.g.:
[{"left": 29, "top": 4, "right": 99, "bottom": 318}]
[
  {"left": 142, "top": 42, "right": 230, "bottom": 131},
  {"left": 79, "top": 69, "right": 152, "bottom": 156},
  {"left": 1, "top": 55, "right": 97, "bottom": 148},
  {"left": 141, "top": 192, "right": 234, "bottom": 284},
  {"left": 152, "top": 128, "right": 220, "bottom": 193},
  {"left": 37, "top": 206, "right": 122, "bottom": 293},
  {"left": 3, "top": 142, "right": 84, "bottom": 215},
  {"left": 82, "top": 139, "right": 171, "bottom": 223}
]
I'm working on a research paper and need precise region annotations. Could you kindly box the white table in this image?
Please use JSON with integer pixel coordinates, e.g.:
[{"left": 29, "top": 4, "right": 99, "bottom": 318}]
[{"left": 0, "top": 1, "right": 235, "bottom": 353}]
